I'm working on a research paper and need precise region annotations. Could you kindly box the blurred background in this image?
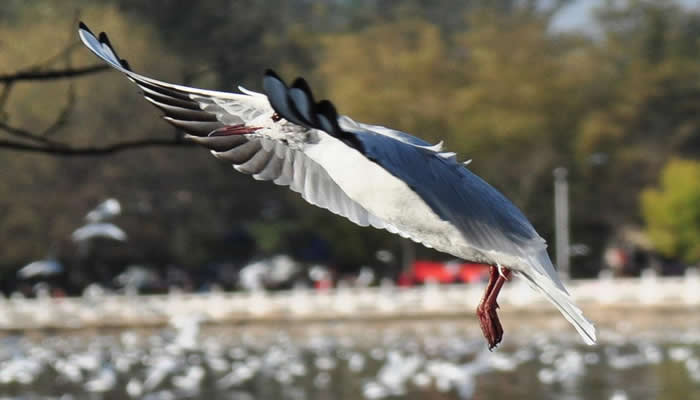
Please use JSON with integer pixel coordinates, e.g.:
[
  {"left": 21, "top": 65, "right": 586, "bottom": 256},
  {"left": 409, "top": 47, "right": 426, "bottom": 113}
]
[{"left": 0, "top": 0, "right": 699, "bottom": 399}]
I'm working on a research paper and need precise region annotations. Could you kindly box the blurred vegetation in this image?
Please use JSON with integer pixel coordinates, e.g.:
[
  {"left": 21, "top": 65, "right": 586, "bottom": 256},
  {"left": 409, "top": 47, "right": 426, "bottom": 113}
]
[
  {"left": 0, "top": 0, "right": 699, "bottom": 286},
  {"left": 642, "top": 159, "right": 700, "bottom": 264}
]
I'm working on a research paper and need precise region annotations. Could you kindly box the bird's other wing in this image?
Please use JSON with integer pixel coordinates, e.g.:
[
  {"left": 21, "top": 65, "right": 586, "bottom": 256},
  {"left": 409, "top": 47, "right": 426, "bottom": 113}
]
[
  {"left": 78, "top": 23, "right": 270, "bottom": 134},
  {"left": 341, "top": 127, "right": 597, "bottom": 343},
  {"left": 344, "top": 127, "right": 545, "bottom": 253},
  {"left": 340, "top": 126, "right": 570, "bottom": 287}
]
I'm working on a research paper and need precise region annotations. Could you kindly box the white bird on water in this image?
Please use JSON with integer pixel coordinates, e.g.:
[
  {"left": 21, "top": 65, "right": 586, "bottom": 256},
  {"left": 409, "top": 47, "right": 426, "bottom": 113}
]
[
  {"left": 71, "top": 222, "right": 127, "bottom": 242},
  {"left": 85, "top": 198, "right": 122, "bottom": 223},
  {"left": 17, "top": 259, "right": 63, "bottom": 279},
  {"left": 78, "top": 23, "right": 596, "bottom": 349}
]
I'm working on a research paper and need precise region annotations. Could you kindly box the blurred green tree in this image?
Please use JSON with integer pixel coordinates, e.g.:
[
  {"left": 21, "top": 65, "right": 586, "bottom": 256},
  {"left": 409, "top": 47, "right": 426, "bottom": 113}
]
[{"left": 641, "top": 159, "right": 700, "bottom": 264}]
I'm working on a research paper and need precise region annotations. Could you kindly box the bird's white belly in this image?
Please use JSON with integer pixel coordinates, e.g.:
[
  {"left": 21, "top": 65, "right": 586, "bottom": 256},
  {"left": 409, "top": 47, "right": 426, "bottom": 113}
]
[{"left": 302, "top": 135, "right": 489, "bottom": 263}]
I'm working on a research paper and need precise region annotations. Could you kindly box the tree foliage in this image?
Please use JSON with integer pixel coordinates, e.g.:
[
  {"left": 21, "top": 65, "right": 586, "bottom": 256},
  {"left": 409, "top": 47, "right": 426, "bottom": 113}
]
[
  {"left": 641, "top": 159, "right": 700, "bottom": 264},
  {"left": 1, "top": 0, "right": 699, "bottom": 281}
]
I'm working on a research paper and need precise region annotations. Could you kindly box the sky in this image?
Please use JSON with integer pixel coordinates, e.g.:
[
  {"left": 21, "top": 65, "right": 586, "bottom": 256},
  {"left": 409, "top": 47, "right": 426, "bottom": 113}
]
[{"left": 551, "top": 0, "right": 700, "bottom": 34}]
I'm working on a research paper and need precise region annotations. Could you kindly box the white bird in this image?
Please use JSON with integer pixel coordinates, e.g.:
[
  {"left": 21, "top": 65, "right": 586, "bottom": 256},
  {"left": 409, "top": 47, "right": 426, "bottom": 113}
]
[
  {"left": 17, "top": 259, "right": 63, "bottom": 279},
  {"left": 237, "top": 260, "right": 268, "bottom": 291},
  {"left": 78, "top": 23, "right": 596, "bottom": 349},
  {"left": 126, "top": 378, "right": 144, "bottom": 398},
  {"left": 114, "top": 265, "right": 158, "bottom": 291},
  {"left": 84, "top": 367, "right": 117, "bottom": 393},
  {"left": 71, "top": 222, "right": 127, "bottom": 242},
  {"left": 85, "top": 198, "right": 122, "bottom": 223}
]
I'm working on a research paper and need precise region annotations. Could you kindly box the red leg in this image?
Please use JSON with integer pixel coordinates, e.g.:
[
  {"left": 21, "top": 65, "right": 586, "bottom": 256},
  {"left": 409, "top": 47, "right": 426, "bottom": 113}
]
[
  {"left": 476, "top": 267, "right": 498, "bottom": 316},
  {"left": 476, "top": 266, "right": 512, "bottom": 350},
  {"left": 476, "top": 267, "right": 498, "bottom": 348}
]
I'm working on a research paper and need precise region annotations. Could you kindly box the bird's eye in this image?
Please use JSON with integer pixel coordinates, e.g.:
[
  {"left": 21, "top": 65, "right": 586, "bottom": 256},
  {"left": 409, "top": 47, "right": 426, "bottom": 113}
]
[{"left": 271, "top": 113, "right": 281, "bottom": 122}]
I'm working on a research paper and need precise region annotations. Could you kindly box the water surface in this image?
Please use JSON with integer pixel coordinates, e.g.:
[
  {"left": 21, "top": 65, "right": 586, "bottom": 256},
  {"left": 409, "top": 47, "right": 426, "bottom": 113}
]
[{"left": 0, "top": 318, "right": 699, "bottom": 400}]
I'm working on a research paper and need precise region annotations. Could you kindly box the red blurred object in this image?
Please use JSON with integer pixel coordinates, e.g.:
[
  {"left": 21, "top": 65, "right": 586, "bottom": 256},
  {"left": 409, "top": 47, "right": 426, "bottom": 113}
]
[
  {"left": 315, "top": 278, "right": 333, "bottom": 290},
  {"left": 400, "top": 261, "right": 489, "bottom": 286},
  {"left": 457, "top": 264, "right": 489, "bottom": 283}
]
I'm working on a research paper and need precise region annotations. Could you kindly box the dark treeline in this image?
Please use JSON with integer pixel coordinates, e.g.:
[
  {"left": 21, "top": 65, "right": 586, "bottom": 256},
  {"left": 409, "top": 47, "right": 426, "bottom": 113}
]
[{"left": 0, "top": 0, "right": 698, "bottom": 291}]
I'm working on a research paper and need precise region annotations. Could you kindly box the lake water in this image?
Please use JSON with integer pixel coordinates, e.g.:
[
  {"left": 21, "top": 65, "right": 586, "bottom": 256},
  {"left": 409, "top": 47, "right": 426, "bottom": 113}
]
[{"left": 0, "top": 317, "right": 699, "bottom": 400}]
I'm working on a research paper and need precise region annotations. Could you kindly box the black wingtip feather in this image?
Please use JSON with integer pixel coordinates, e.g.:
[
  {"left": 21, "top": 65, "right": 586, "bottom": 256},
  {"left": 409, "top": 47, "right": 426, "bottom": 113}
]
[
  {"left": 95, "top": 31, "right": 131, "bottom": 70},
  {"left": 316, "top": 100, "right": 338, "bottom": 123},
  {"left": 78, "top": 22, "right": 92, "bottom": 33},
  {"left": 97, "top": 32, "right": 110, "bottom": 44},
  {"left": 316, "top": 99, "right": 365, "bottom": 152},
  {"left": 98, "top": 32, "right": 118, "bottom": 57},
  {"left": 120, "top": 59, "right": 131, "bottom": 71},
  {"left": 287, "top": 78, "right": 319, "bottom": 127},
  {"left": 291, "top": 77, "right": 316, "bottom": 103},
  {"left": 260, "top": 70, "right": 365, "bottom": 153},
  {"left": 316, "top": 100, "right": 342, "bottom": 135},
  {"left": 263, "top": 71, "right": 309, "bottom": 128},
  {"left": 264, "top": 69, "right": 282, "bottom": 79},
  {"left": 291, "top": 77, "right": 312, "bottom": 94}
]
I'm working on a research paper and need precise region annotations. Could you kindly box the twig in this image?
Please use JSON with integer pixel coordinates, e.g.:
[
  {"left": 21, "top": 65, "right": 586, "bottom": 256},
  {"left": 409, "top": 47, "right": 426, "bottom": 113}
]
[
  {"left": 42, "top": 83, "right": 76, "bottom": 137},
  {"left": 0, "top": 82, "right": 12, "bottom": 116},
  {"left": 0, "top": 64, "right": 110, "bottom": 84},
  {"left": 35, "top": 42, "right": 81, "bottom": 69},
  {"left": 0, "top": 121, "right": 60, "bottom": 145},
  {"left": 0, "top": 18, "right": 186, "bottom": 158},
  {"left": 0, "top": 138, "right": 195, "bottom": 156}
]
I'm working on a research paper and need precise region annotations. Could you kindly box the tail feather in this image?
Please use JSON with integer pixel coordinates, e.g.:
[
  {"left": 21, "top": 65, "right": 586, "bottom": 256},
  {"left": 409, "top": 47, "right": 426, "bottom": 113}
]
[{"left": 517, "top": 252, "right": 597, "bottom": 345}]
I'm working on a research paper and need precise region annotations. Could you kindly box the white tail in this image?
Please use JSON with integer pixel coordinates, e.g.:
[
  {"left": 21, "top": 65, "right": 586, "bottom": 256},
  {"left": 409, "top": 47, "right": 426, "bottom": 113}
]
[{"left": 518, "top": 251, "right": 597, "bottom": 345}]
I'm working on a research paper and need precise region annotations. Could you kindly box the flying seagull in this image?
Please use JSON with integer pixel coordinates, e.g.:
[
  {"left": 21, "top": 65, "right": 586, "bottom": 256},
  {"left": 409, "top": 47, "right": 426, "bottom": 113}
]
[{"left": 78, "top": 23, "right": 596, "bottom": 349}]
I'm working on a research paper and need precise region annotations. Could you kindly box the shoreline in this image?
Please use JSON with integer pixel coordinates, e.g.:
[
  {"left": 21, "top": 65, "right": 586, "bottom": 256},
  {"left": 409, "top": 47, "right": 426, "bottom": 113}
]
[{"left": 0, "top": 276, "right": 698, "bottom": 332}]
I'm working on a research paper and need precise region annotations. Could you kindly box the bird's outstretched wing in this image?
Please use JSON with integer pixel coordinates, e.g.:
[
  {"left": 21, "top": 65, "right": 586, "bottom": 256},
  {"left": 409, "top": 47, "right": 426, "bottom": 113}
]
[{"left": 78, "top": 23, "right": 401, "bottom": 231}]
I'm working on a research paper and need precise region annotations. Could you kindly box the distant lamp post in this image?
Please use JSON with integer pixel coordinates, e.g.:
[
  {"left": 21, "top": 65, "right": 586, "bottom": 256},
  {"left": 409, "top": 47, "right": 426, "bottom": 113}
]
[{"left": 554, "top": 167, "right": 570, "bottom": 280}]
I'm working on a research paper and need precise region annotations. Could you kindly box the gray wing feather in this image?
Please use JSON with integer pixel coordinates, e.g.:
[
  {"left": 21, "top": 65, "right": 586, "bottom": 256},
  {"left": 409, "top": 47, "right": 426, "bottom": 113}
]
[
  {"left": 253, "top": 153, "right": 284, "bottom": 181},
  {"left": 193, "top": 135, "right": 382, "bottom": 228},
  {"left": 213, "top": 140, "right": 262, "bottom": 164},
  {"left": 236, "top": 149, "right": 274, "bottom": 174}
]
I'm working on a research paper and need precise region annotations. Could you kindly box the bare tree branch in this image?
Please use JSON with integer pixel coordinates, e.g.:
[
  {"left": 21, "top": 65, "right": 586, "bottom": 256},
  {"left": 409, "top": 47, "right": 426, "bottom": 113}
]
[
  {"left": 35, "top": 42, "right": 81, "bottom": 69},
  {"left": 42, "top": 83, "right": 76, "bottom": 137},
  {"left": 0, "top": 137, "right": 195, "bottom": 156},
  {"left": 0, "top": 19, "right": 198, "bottom": 158},
  {"left": 0, "top": 121, "right": 61, "bottom": 145},
  {"left": 0, "top": 82, "right": 12, "bottom": 116},
  {"left": 0, "top": 64, "right": 110, "bottom": 84}
]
